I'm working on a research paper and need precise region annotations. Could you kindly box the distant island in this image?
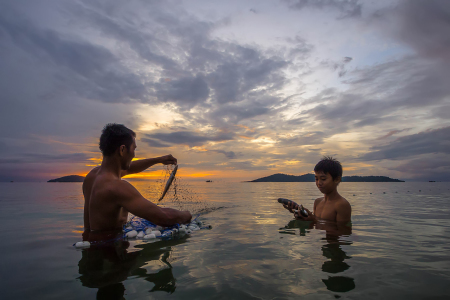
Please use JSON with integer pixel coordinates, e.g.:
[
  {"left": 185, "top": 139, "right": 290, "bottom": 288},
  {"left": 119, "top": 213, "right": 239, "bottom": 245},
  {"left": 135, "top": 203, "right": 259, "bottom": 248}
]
[
  {"left": 249, "top": 173, "right": 404, "bottom": 182},
  {"left": 48, "top": 175, "right": 85, "bottom": 182}
]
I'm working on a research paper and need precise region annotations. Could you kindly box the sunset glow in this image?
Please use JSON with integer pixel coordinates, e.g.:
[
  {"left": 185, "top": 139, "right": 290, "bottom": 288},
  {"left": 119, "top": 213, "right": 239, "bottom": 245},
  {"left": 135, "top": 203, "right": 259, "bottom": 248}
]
[{"left": 1, "top": 0, "right": 449, "bottom": 182}]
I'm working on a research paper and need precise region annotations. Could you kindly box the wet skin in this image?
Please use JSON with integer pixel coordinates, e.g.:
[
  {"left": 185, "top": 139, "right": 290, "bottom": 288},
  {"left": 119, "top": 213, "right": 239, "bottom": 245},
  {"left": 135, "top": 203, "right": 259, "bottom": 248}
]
[
  {"left": 283, "top": 171, "right": 351, "bottom": 224},
  {"left": 83, "top": 137, "right": 191, "bottom": 232}
]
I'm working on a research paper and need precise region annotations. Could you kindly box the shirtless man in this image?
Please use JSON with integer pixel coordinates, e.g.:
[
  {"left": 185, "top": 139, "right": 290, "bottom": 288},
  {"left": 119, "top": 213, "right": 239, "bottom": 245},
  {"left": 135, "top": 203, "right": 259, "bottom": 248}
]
[
  {"left": 284, "top": 157, "right": 351, "bottom": 224},
  {"left": 83, "top": 123, "right": 192, "bottom": 234}
]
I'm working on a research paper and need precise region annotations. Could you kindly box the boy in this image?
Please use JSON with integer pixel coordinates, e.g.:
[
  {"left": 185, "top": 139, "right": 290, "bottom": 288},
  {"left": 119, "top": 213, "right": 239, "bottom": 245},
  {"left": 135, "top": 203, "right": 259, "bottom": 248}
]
[{"left": 284, "top": 156, "right": 351, "bottom": 224}]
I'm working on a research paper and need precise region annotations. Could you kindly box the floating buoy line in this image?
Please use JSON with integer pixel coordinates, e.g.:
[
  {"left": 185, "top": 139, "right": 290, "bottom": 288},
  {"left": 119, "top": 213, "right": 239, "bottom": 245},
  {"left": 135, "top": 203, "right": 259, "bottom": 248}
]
[
  {"left": 74, "top": 215, "right": 212, "bottom": 248},
  {"left": 74, "top": 165, "right": 215, "bottom": 249}
]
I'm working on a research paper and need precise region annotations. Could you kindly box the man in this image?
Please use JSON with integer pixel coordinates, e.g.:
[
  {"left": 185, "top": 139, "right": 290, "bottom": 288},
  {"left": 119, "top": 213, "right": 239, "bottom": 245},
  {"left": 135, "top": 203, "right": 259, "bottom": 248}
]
[
  {"left": 284, "top": 156, "right": 351, "bottom": 224},
  {"left": 83, "top": 123, "right": 192, "bottom": 234}
]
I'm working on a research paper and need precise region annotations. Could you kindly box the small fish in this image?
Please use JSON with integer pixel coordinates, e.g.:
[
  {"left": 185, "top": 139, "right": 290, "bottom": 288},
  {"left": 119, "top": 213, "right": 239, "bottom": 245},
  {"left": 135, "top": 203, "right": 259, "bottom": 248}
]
[
  {"left": 278, "top": 198, "right": 308, "bottom": 217},
  {"left": 159, "top": 165, "right": 178, "bottom": 202}
]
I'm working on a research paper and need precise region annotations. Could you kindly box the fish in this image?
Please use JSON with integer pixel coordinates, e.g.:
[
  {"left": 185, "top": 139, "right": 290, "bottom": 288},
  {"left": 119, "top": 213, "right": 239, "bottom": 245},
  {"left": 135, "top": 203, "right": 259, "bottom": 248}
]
[
  {"left": 158, "top": 164, "right": 178, "bottom": 202},
  {"left": 277, "top": 198, "right": 308, "bottom": 217}
]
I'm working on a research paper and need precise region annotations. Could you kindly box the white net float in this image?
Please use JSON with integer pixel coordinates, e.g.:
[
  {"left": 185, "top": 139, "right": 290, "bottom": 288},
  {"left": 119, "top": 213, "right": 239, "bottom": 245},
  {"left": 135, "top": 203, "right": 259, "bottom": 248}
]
[
  {"left": 126, "top": 230, "right": 138, "bottom": 238},
  {"left": 75, "top": 241, "right": 90, "bottom": 248},
  {"left": 143, "top": 233, "right": 156, "bottom": 239}
]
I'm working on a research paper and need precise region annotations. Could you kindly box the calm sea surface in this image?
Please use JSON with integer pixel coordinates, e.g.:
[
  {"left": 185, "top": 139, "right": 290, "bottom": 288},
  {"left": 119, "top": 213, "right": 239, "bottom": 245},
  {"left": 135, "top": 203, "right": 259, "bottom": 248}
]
[{"left": 1, "top": 181, "right": 450, "bottom": 299}]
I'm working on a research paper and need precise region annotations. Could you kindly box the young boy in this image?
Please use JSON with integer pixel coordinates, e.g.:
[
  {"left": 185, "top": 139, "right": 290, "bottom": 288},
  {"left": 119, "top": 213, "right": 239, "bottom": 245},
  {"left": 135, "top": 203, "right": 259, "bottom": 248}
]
[{"left": 284, "top": 156, "right": 351, "bottom": 224}]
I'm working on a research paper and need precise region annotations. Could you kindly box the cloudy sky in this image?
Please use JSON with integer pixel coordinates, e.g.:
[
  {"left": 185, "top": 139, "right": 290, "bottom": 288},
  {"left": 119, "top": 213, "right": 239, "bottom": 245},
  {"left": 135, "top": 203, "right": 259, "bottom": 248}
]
[{"left": 1, "top": 0, "right": 449, "bottom": 182}]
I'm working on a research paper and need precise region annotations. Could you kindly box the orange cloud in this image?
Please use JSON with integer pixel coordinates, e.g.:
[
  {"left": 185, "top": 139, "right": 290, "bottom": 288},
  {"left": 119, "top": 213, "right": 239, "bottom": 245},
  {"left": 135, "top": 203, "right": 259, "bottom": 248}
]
[
  {"left": 235, "top": 124, "right": 255, "bottom": 132},
  {"left": 238, "top": 135, "right": 252, "bottom": 139}
]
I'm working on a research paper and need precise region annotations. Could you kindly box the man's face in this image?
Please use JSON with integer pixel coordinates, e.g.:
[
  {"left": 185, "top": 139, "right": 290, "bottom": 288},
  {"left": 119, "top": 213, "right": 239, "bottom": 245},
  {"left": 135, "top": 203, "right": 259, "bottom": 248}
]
[
  {"left": 315, "top": 171, "right": 340, "bottom": 194},
  {"left": 121, "top": 138, "right": 136, "bottom": 170}
]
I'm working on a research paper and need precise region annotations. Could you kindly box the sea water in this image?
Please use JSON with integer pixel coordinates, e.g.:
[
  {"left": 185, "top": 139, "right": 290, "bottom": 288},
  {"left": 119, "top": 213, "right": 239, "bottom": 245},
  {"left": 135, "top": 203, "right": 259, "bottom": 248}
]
[{"left": 0, "top": 181, "right": 449, "bottom": 299}]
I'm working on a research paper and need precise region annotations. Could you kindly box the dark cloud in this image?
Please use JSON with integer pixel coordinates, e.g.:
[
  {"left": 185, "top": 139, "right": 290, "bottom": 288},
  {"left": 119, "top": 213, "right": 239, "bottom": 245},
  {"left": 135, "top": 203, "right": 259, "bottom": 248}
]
[
  {"left": 207, "top": 102, "right": 270, "bottom": 125},
  {"left": 206, "top": 53, "right": 288, "bottom": 105},
  {"left": 155, "top": 75, "right": 210, "bottom": 109},
  {"left": 278, "top": 132, "right": 327, "bottom": 146},
  {"left": 377, "top": 129, "right": 410, "bottom": 140},
  {"left": 0, "top": 0, "right": 293, "bottom": 144},
  {"left": 140, "top": 138, "right": 172, "bottom": 148},
  {"left": 388, "top": 154, "right": 450, "bottom": 181},
  {"left": 73, "top": 0, "right": 182, "bottom": 71},
  {"left": 284, "top": 0, "right": 362, "bottom": 18},
  {"left": 0, "top": 153, "right": 89, "bottom": 164},
  {"left": 285, "top": 117, "right": 306, "bottom": 126},
  {"left": 320, "top": 57, "right": 353, "bottom": 78},
  {"left": 210, "top": 150, "right": 237, "bottom": 159},
  {"left": 378, "top": 0, "right": 450, "bottom": 63},
  {"left": 144, "top": 131, "right": 235, "bottom": 147},
  {"left": 0, "top": 7, "right": 146, "bottom": 103},
  {"left": 432, "top": 105, "right": 450, "bottom": 120},
  {"left": 361, "top": 126, "right": 450, "bottom": 161},
  {"left": 349, "top": 58, "right": 450, "bottom": 109},
  {"left": 71, "top": 0, "right": 291, "bottom": 122},
  {"left": 1, "top": 0, "right": 448, "bottom": 181},
  {"left": 302, "top": 55, "right": 450, "bottom": 133},
  {"left": 224, "top": 161, "right": 270, "bottom": 171}
]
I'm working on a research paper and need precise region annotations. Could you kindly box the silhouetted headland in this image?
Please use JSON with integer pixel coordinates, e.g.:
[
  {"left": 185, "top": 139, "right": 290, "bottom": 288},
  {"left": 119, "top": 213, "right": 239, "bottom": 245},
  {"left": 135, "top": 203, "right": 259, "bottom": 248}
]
[
  {"left": 248, "top": 173, "right": 404, "bottom": 182},
  {"left": 48, "top": 175, "right": 85, "bottom": 182}
]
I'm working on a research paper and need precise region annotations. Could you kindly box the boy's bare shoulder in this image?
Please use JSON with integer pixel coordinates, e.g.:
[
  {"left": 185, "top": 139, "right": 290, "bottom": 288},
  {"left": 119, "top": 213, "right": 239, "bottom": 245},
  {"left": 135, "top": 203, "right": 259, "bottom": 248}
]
[
  {"left": 314, "top": 197, "right": 324, "bottom": 207},
  {"left": 336, "top": 196, "right": 351, "bottom": 209}
]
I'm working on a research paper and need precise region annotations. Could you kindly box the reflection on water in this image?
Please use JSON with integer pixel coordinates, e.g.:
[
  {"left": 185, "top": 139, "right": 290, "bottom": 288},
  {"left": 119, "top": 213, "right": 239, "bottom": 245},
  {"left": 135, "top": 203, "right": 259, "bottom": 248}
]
[
  {"left": 2, "top": 182, "right": 450, "bottom": 299},
  {"left": 78, "top": 237, "right": 187, "bottom": 299},
  {"left": 284, "top": 219, "right": 355, "bottom": 293}
]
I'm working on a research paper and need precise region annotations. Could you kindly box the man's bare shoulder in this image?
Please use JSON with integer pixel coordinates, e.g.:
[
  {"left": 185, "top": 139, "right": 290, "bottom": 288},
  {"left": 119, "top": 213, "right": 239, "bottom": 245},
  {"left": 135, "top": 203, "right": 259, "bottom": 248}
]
[
  {"left": 107, "top": 179, "right": 142, "bottom": 200},
  {"left": 88, "top": 166, "right": 101, "bottom": 175},
  {"left": 83, "top": 167, "right": 100, "bottom": 184}
]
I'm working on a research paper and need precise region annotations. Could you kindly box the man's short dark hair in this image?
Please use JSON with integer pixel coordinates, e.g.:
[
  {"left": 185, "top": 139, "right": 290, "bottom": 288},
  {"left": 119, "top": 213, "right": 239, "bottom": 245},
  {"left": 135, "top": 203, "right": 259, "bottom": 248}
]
[
  {"left": 314, "top": 156, "right": 342, "bottom": 181},
  {"left": 99, "top": 123, "right": 136, "bottom": 156}
]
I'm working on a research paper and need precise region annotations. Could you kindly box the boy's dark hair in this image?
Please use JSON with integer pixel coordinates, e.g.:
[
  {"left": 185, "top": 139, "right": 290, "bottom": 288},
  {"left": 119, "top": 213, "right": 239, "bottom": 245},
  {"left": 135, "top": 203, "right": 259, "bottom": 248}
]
[
  {"left": 314, "top": 156, "right": 343, "bottom": 181},
  {"left": 99, "top": 123, "right": 136, "bottom": 156}
]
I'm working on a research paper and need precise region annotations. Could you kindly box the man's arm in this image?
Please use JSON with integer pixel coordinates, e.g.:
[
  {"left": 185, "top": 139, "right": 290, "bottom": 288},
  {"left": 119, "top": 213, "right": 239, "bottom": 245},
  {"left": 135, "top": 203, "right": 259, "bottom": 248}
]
[
  {"left": 121, "top": 154, "right": 177, "bottom": 177},
  {"left": 335, "top": 200, "right": 351, "bottom": 224},
  {"left": 114, "top": 180, "right": 191, "bottom": 226}
]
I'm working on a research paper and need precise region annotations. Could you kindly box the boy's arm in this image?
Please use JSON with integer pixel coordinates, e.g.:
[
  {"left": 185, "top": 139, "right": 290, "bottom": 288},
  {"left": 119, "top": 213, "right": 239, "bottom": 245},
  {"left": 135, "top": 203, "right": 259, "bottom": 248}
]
[
  {"left": 121, "top": 154, "right": 177, "bottom": 177},
  {"left": 335, "top": 200, "right": 352, "bottom": 224},
  {"left": 114, "top": 180, "right": 191, "bottom": 226},
  {"left": 313, "top": 198, "right": 321, "bottom": 215},
  {"left": 294, "top": 198, "right": 321, "bottom": 221}
]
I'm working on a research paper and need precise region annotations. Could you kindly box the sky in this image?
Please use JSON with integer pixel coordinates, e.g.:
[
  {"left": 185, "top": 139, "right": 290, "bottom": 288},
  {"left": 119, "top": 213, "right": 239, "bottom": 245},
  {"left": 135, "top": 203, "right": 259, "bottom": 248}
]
[{"left": 1, "top": 0, "right": 449, "bottom": 182}]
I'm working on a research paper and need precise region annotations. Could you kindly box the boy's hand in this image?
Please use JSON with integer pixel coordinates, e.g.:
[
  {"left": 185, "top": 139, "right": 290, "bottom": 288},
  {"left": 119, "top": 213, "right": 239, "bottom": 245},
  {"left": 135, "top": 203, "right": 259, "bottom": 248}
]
[
  {"left": 294, "top": 206, "right": 315, "bottom": 221},
  {"left": 283, "top": 201, "right": 299, "bottom": 213}
]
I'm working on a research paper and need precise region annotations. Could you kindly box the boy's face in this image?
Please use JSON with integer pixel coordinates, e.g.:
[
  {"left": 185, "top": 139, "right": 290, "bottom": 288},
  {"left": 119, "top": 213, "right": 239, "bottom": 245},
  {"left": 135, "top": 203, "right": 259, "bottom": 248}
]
[{"left": 315, "top": 171, "right": 340, "bottom": 194}]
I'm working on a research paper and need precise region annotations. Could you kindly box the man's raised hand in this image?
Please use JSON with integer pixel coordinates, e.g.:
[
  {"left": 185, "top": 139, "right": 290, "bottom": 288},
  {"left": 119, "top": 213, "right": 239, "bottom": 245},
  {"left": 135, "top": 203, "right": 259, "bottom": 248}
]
[{"left": 160, "top": 154, "right": 177, "bottom": 165}]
